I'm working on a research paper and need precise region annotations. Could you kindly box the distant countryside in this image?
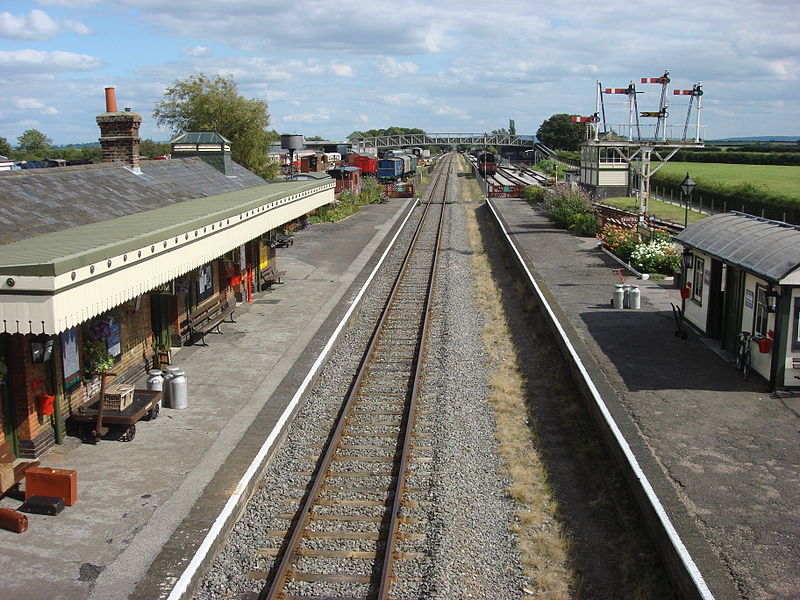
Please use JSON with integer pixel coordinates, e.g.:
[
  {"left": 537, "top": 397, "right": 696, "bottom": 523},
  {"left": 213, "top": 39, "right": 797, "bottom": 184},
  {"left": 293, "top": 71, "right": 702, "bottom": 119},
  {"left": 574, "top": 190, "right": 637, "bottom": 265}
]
[{"left": 656, "top": 162, "right": 800, "bottom": 201}]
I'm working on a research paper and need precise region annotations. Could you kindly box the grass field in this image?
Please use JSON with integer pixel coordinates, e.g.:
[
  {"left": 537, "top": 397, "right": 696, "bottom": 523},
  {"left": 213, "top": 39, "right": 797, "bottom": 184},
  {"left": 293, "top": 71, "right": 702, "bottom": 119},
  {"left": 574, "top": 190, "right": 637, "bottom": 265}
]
[
  {"left": 655, "top": 162, "right": 800, "bottom": 200},
  {"left": 601, "top": 196, "right": 707, "bottom": 225}
]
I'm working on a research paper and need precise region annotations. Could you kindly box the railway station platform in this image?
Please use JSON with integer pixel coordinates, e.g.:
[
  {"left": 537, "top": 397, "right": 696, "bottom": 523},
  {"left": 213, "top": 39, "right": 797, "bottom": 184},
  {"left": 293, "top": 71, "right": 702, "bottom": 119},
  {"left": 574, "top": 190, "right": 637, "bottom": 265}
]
[
  {"left": 0, "top": 197, "right": 417, "bottom": 600},
  {"left": 0, "top": 187, "right": 796, "bottom": 600},
  {"left": 488, "top": 196, "right": 799, "bottom": 600}
]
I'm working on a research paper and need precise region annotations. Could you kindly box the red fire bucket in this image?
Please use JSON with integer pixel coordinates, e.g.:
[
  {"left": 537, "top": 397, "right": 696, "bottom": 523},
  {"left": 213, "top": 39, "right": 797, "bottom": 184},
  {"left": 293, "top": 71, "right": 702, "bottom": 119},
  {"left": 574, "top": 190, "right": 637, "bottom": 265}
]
[
  {"left": 757, "top": 337, "right": 773, "bottom": 353},
  {"left": 37, "top": 394, "right": 55, "bottom": 416},
  {"left": 680, "top": 287, "right": 691, "bottom": 299}
]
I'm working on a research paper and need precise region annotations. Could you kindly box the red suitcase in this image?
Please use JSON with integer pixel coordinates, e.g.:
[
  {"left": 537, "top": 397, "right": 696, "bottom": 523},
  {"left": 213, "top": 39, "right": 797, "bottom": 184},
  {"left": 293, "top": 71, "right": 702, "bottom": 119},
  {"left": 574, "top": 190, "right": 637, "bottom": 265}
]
[
  {"left": 0, "top": 508, "right": 28, "bottom": 533},
  {"left": 25, "top": 467, "right": 78, "bottom": 506}
]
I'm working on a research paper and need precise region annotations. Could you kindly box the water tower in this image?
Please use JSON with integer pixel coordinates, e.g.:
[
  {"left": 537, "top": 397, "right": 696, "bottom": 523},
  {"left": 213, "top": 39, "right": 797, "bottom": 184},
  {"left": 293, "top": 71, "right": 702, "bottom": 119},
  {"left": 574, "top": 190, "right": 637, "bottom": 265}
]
[{"left": 281, "top": 134, "right": 304, "bottom": 179}]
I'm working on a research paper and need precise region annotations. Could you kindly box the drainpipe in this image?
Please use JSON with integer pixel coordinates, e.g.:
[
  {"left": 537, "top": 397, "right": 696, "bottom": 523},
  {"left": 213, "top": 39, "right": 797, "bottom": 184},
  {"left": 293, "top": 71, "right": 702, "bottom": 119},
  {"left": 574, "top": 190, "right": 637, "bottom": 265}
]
[
  {"left": 48, "top": 340, "right": 64, "bottom": 445},
  {"left": 768, "top": 286, "right": 789, "bottom": 392}
]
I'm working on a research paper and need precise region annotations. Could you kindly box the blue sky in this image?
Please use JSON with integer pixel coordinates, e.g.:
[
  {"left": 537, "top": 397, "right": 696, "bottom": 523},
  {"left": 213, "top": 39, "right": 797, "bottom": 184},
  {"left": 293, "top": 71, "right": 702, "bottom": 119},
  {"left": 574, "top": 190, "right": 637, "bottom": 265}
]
[{"left": 1, "top": 0, "right": 798, "bottom": 145}]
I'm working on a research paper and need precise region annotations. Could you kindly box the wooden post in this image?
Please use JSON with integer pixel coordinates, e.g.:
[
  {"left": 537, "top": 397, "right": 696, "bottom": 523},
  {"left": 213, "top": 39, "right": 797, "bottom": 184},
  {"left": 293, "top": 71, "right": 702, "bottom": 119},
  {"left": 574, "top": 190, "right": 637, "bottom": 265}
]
[{"left": 91, "top": 371, "right": 116, "bottom": 443}]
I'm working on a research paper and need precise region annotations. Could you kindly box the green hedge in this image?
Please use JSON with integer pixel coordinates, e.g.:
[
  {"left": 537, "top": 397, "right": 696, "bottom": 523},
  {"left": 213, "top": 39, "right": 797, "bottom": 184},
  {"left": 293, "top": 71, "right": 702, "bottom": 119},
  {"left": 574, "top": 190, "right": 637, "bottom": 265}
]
[
  {"left": 668, "top": 151, "right": 800, "bottom": 165},
  {"left": 651, "top": 171, "right": 800, "bottom": 223}
]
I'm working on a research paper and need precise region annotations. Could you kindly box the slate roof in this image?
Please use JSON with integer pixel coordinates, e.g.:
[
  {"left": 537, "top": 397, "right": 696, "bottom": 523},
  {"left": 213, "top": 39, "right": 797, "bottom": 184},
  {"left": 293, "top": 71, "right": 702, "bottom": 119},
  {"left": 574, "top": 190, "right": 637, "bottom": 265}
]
[
  {"left": 0, "top": 157, "right": 267, "bottom": 246},
  {"left": 675, "top": 211, "right": 800, "bottom": 284},
  {"left": 0, "top": 179, "right": 331, "bottom": 276}
]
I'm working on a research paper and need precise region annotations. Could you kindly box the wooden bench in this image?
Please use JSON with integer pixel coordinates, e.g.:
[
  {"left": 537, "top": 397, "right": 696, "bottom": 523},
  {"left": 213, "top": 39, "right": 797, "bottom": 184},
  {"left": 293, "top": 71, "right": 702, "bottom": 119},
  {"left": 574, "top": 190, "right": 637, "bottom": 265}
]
[
  {"left": 260, "top": 265, "right": 287, "bottom": 291},
  {"left": 184, "top": 297, "right": 236, "bottom": 346}
]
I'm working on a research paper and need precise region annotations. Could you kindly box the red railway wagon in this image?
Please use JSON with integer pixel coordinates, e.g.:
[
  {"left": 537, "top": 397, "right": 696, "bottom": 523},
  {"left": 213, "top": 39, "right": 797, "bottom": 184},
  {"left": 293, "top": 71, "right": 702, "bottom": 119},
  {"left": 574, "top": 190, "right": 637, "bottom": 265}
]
[{"left": 347, "top": 154, "right": 377, "bottom": 175}]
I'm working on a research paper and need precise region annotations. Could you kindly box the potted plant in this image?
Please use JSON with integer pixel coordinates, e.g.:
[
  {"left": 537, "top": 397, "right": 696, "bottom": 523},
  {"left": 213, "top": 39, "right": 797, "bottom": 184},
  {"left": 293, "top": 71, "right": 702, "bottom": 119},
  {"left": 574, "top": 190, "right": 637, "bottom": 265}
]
[{"left": 83, "top": 338, "right": 115, "bottom": 378}]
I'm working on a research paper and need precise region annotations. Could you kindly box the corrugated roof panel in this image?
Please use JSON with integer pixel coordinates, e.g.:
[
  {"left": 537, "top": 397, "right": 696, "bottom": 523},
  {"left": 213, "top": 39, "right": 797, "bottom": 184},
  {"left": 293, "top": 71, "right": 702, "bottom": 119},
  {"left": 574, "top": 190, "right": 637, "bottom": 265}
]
[
  {"left": 675, "top": 212, "right": 800, "bottom": 283},
  {"left": 0, "top": 179, "right": 329, "bottom": 274}
]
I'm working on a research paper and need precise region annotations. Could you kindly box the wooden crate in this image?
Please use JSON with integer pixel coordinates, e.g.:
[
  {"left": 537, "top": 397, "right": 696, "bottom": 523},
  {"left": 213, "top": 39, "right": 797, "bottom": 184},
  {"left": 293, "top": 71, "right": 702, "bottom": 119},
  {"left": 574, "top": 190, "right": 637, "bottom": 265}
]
[{"left": 103, "top": 384, "right": 134, "bottom": 412}]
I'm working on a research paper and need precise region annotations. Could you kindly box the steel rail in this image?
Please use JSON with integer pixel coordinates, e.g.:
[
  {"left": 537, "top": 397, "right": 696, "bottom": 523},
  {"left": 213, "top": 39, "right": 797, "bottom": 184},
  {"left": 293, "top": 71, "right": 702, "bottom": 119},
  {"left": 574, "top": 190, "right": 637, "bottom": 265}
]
[
  {"left": 377, "top": 156, "right": 450, "bottom": 600},
  {"left": 259, "top": 153, "right": 453, "bottom": 600}
]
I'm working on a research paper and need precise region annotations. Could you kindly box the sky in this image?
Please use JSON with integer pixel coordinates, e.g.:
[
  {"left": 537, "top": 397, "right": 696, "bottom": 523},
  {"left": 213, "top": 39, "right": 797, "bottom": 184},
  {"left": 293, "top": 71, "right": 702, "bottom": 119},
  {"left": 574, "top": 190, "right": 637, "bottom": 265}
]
[{"left": 0, "top": 0, "right": 798, "bottom": 146}]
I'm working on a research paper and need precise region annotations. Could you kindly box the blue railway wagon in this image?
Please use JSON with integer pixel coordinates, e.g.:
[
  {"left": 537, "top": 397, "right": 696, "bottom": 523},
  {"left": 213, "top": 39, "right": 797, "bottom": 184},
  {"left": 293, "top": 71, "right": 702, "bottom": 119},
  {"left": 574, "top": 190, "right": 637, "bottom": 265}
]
[{"left": 377, "top": 157, "right": 404, "bottom": 180}]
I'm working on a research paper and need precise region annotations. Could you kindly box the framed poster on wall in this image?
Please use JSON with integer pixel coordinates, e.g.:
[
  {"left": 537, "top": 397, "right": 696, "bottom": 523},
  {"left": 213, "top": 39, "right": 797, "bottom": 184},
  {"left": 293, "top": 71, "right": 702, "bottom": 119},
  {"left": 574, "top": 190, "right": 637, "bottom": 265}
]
[
  {"left": 61, "top": 327, "right": 81, "bottom": 391},
  {"left": 196, "top": 263, "right": 214, "bottom": 304}
]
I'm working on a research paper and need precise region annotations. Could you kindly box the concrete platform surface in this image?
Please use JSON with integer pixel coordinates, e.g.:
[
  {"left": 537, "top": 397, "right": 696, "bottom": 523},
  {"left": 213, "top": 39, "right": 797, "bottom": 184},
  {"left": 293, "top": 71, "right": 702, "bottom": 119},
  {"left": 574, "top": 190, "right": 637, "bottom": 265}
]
[
  {"left": 490, "top": 196, "right": 799, "bottom": 600},
  {"left": 0, "top": 198, "right": 414, "bottom": 600}
]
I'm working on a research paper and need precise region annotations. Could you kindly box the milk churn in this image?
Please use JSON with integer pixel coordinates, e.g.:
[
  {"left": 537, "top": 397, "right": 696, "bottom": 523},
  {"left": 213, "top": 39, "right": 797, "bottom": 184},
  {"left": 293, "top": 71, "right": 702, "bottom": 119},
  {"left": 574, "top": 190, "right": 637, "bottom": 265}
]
[
  {"left": 612, "top": 284, "right": 625, "bottom": 309},
  {"left": 162, "top": 365, "right": 181, "bottom": 408},
  {"left": 169, "top": 369, "right": 188, "bottom": 410},
  {"left": 146, "top": 369, "right": 164, "bottom": 409},
  {"left": 630, "top": 285, "right": 641, "bottom": 310}
]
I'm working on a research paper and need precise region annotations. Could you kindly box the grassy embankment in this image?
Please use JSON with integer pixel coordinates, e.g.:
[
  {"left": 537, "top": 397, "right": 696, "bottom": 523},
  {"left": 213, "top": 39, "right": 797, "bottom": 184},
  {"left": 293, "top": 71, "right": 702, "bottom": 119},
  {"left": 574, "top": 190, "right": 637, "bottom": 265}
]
[{"left": 459, "top": 155, "right": 672, "bottom": 598}]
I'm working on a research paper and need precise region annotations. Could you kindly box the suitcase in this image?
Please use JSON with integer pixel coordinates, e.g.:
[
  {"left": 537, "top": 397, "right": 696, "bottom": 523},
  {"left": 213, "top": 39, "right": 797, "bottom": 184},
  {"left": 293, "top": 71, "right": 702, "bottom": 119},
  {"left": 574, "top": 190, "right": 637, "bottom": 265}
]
[
  {"left": 0, "top": 508, "right": 28, "bottom": 533},
  {"left": 25, "top": 467, "right": 78, "bottom": 506},
  {"left": 19, "top": 495, "right": 65, "bottom": 516}
]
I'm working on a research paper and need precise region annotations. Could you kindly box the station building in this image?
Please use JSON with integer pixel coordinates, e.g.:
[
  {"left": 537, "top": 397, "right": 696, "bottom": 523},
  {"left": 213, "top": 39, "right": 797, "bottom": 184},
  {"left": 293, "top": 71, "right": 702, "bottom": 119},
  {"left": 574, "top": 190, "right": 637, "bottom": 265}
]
[
  {"left": 0, "top": 90, "right": 334, "bottom": 484},
  {"left": 676, "top": 212, "right": 800, "bottom": 390}
]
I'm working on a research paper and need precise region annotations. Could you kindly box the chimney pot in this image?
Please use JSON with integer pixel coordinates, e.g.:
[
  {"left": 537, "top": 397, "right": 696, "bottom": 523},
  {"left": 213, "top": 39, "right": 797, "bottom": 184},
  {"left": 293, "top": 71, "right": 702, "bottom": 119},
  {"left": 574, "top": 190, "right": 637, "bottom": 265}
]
[{"left": 105, "top": 87, "right": 118, "bottom": 112}]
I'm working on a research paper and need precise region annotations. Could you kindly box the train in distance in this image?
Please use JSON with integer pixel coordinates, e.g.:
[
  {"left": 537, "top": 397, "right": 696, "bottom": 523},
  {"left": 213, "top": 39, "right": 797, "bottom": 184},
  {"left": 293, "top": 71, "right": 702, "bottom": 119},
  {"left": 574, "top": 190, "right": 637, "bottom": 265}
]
[{"left": 474, "top": 150, "right": 498, "bottom": 177}]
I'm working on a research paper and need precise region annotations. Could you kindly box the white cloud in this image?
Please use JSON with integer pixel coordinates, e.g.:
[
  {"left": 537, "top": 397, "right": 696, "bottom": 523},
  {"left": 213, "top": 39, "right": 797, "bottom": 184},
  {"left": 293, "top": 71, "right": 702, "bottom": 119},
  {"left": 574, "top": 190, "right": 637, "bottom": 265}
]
[
  {"left": 0, "top": 49, "right": 106, "bottom": 72},
  {"left": 283, "top": 113, "right": 332, "bottom": 123},
  {"left": 0, "top": 9, "right": 58, "bottom": 40},
  {"left": 0, "top": 9, "right": 92, "bottom": 39},
  {"left": 62, "top": 19, "right": 92, "bottom": 35},
  {"left": 182, "top": 46, "right": 212, "bottom": 57},
  {"left": 331, "top": 63, "right": 354, "bottom": 78},
  {"left": 376, "top": 56, "right": 419, "bottom": 77},
  {"left": 13, "top": 97, "right": 58, "bottom": 115}
]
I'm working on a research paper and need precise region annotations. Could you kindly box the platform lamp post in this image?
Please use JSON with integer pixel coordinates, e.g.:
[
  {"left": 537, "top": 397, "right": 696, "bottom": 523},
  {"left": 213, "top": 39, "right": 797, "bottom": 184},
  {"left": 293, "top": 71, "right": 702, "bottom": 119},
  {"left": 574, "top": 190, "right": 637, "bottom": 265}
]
[{"left": 680, "top": 173, "right": 696, "bottom": 229}]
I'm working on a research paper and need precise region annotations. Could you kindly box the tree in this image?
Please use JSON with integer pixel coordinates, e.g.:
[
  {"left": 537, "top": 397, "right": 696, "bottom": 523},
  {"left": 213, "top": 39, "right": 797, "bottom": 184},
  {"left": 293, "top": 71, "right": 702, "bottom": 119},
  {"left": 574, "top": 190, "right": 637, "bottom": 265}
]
[
  {"left": 153, "top": 73, "right": 278, "bottom": 180},
  {"left": 139, "top": 139, "right": 170, "bottom": 159},
  {"left": 17, "top": 129, "right": 52, "bottom": 156},
  {"left": 536, "top": 114, "right": 584, "bottom": 151},
  {"left": 0, "top": 136, "right": 11, "bottom": 157}
]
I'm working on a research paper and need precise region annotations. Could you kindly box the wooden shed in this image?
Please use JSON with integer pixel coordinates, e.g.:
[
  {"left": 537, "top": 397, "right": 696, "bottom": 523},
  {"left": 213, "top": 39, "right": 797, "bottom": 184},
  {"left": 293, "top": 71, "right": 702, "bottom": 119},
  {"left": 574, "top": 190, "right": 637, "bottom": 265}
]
[{"left": 675, "top": 212, "right": 800, "bottom": 389}]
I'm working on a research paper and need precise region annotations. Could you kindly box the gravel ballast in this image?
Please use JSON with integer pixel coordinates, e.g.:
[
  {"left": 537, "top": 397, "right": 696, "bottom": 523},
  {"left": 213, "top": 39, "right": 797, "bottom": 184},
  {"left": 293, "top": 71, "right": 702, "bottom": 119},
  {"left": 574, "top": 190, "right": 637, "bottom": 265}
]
[{"left": 194, "top": 163, "right": 525, "bottom": 599}]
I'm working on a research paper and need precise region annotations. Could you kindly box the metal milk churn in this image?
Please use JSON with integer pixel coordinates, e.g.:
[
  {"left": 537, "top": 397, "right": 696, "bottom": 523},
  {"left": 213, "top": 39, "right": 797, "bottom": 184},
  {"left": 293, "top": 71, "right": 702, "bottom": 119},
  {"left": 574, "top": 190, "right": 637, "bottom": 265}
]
[
  {"left": 146, "top": 369, "right": 164, "bottom": 409},
  {"left": 630, "top": 285, "right": 641, "bottom": 310},
  {"left": 169, "top": 368, "right": 188, "bottom": 410},
  {"left": 623, "top": 284, "right": 631, "bottom": 309},
  {"left": 162, "top": 365, "right": 181, "bottom": 408},
  {"left": 612, "top": 284, "right": 625, "bottom": 309}
]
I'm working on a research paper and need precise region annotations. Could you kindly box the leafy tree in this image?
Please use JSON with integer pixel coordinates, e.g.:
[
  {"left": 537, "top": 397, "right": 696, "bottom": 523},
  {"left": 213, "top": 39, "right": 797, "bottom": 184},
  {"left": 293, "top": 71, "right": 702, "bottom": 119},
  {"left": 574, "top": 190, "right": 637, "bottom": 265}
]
[
  {"left": 304, "top": 135, "right": 325, "bottom": 141},
  {"left": 139, "top": 139, "right": 170, "bottom": 159},
  {"left": 17, "top": 129, "right": 52, "bottom": 156},
  {"left": 0, "top": 136, "right": 11, "bottom": 157},
  {"left": 536, "top": 114, "right": 585, "bottom": 151},
  {"left": 153, "top": 73, "right": 278, "bottom": 180}
]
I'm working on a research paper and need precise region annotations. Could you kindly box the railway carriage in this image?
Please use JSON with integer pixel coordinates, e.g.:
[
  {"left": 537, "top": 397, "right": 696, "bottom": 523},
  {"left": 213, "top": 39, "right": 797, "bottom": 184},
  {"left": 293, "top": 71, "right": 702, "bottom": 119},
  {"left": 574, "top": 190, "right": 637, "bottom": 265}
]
[
  {"left": 377, "top": 157, "right": 404, "bottom": 180},
  {"left": 475, "top": 152, "right": 498, "bottom": 176}
]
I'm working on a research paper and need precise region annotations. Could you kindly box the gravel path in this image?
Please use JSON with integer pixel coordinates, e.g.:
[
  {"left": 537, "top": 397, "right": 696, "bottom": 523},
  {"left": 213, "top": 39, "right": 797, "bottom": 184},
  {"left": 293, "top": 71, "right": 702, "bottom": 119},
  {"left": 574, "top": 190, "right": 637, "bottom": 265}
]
[{"left": 193, "top": 163, "right": 524, "bottom": 599}]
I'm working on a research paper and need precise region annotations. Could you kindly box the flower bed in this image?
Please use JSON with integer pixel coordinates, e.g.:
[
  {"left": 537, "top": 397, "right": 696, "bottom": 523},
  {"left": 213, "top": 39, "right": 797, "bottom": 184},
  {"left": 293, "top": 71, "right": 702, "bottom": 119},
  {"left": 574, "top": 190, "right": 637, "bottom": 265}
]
[{"left": 597, "top": 225, "right": 680, "bottom": 275}]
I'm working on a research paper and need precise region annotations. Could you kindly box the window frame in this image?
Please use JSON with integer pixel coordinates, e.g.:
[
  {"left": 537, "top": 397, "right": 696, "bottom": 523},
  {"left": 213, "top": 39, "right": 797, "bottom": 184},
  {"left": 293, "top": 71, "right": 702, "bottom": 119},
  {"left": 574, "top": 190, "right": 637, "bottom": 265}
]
[{"left": 691, "top": 256, "right": 704, "bottom": 304}]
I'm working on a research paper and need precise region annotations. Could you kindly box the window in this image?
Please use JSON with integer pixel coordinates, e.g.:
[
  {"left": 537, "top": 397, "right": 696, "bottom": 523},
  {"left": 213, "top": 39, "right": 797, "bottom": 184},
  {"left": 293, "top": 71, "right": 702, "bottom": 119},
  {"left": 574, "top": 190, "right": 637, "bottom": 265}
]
[
  {"left": 793, "top": 298, "right": 800, "bottom": 352},
  {"left": 692, "top": 257, "right": 704, "bottom": 303},
  {"left": 753, "top": 284, "right": 769, "bottom": 337}
]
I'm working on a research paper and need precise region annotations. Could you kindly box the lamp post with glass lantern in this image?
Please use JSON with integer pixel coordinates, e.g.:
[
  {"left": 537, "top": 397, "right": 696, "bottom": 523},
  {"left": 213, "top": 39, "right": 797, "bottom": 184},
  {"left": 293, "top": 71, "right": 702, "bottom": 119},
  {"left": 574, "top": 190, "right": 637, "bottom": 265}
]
[{"left": 680, "top": 173, "right": 696, "bottom": 229}]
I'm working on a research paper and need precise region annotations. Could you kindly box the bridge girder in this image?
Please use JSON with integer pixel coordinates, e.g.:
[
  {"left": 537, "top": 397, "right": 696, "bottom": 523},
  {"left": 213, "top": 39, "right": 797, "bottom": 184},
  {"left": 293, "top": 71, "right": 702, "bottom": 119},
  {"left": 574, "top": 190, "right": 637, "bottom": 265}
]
[{"left": 352, "top": 132, "right": 535, "bottom": 152}]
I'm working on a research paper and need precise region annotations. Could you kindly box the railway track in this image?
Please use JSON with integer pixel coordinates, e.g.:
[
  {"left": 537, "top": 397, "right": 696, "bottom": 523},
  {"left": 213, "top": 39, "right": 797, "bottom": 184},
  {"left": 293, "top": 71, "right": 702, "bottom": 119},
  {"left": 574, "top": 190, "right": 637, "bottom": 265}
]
[{"left": 256, "top": 155, "right": 454, "bottom": 600}]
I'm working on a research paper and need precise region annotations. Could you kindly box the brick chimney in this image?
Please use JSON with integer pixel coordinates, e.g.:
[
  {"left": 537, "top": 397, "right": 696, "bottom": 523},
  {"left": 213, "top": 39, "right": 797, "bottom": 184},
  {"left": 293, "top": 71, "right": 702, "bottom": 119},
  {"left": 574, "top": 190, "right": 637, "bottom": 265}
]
[{"left": 96, "top": 87, "right": 142, "bottom": 170}]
